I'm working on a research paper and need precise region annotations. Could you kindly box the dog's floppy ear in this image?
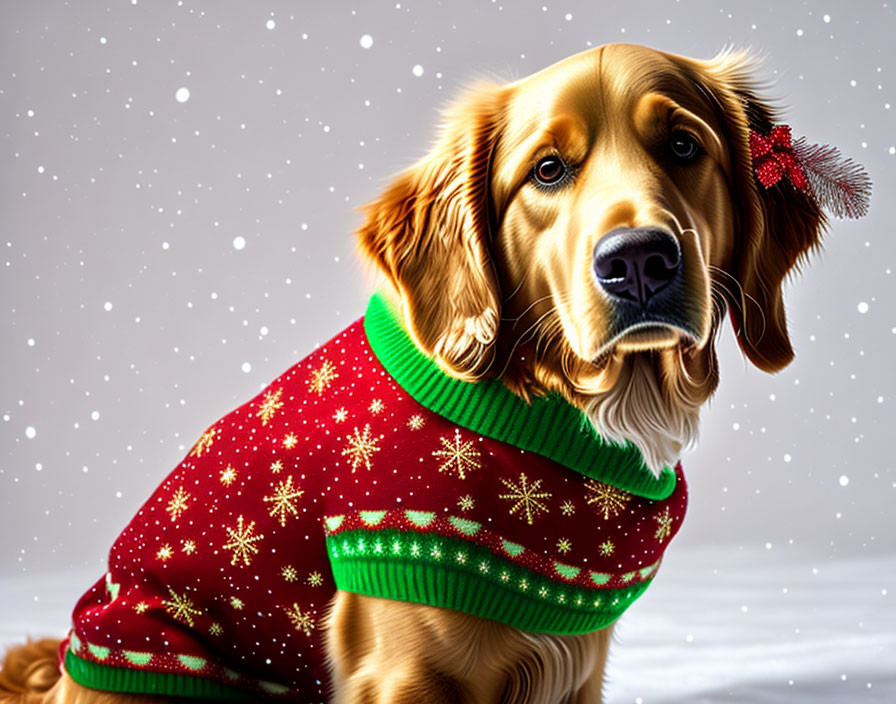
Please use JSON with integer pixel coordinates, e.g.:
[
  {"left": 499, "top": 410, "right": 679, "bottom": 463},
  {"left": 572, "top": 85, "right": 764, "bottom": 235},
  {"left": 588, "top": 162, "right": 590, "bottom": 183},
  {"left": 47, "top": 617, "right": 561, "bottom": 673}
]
[
  {"left": 358, "top": 85, "right": 506, "bottom": 380},
  {"left": 701, "top": 52, "right": 827, "bottom": 373}
]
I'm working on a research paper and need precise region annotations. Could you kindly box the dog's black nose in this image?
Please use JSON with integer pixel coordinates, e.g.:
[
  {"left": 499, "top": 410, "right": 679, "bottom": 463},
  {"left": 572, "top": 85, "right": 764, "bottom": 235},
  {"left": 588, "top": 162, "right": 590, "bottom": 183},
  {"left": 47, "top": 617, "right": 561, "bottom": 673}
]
[{"left": 593, "top": 228, "right": 681, "bottom": 306}]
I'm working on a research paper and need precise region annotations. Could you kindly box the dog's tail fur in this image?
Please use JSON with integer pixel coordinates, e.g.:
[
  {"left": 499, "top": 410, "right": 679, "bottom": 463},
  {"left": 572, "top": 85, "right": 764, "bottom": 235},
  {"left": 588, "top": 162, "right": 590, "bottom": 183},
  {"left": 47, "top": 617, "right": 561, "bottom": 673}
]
[{"left": 0, "top": 639, "right": 61, "bottom": 703}]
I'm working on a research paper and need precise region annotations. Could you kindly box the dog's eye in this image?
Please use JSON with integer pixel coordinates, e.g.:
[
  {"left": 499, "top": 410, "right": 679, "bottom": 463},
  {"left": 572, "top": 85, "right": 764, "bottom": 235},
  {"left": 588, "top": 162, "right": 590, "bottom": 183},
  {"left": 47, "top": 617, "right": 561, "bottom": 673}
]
[
  {"left": 669, "top": 131, "right": 701, "bottom": 162},
  {"left": 533, "top": 156, "right": 567, "bottom": 186}
]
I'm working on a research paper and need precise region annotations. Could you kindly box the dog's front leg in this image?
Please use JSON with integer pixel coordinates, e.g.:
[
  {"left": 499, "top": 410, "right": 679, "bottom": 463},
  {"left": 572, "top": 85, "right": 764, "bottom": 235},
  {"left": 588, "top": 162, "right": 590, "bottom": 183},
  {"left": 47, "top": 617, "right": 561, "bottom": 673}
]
[
  {"left": 326, "top": 591, "right": 616, "bottom": 703},
  {"left": 569, "top": 625, "right": 613, "bottom": 704},
  {"left": 326, "top": 592, "right": 522, "bottom": 704}
]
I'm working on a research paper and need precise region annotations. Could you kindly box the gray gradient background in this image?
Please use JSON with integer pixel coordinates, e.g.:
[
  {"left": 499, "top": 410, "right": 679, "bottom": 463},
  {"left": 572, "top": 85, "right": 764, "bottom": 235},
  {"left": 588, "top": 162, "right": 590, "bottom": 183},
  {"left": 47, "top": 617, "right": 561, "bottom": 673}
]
[{"left": 1, "top": 0, "right": 894, "bottom": 698}]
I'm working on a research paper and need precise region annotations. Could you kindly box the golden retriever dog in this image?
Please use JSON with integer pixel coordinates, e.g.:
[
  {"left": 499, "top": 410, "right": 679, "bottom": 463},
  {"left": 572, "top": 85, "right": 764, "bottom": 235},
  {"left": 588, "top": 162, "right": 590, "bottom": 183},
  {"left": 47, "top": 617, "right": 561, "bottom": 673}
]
[{"left": 1, "top": 43, "right": 868, "bottom": 703}]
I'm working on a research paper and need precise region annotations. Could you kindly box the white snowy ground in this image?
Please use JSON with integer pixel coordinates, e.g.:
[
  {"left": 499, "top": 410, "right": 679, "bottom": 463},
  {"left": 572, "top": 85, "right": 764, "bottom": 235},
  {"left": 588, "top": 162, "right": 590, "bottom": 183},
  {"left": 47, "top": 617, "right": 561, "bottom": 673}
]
[{"left": 2, "top": 548, "right": 893, "bottom": 703}]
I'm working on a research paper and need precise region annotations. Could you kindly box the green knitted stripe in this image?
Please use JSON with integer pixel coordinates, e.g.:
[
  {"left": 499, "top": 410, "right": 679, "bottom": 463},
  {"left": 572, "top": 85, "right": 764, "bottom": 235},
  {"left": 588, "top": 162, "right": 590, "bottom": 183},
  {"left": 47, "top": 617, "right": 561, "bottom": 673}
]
[
  {"left": 327, "top": 529, "right": 651, "bottom": 635},
  {"left": 65, "top": 650, "right": 255, "bottom": 700},
  {"left": 363, "top": 292, "right": 675, "bottom": 500}
]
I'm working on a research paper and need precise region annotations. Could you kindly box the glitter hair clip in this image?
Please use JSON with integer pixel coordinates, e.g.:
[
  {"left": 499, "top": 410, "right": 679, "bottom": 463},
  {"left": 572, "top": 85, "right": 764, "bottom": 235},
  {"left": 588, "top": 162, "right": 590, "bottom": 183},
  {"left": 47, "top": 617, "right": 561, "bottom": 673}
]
[{"left": 749, "top": 124, "right": 871, "bottom": 219}]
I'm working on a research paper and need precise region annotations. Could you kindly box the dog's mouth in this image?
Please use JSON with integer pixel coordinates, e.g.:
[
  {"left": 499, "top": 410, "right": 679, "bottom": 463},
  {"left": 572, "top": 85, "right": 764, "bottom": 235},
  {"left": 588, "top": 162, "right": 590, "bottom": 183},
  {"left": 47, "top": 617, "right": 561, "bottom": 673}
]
[
  {"left": 594, "top": 316, "right": 698, "bottom": 358},
  {"left": 592, "top": 276, "right": 703, "bottom": 357}
]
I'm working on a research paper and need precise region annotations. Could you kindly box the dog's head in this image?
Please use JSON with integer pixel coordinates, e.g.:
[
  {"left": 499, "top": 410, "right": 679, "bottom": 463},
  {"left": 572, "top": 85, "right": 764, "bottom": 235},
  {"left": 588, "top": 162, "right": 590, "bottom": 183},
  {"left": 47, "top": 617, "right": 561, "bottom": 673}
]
[{"left": 358, "top": 44, "right": 836, "bottom": 472}]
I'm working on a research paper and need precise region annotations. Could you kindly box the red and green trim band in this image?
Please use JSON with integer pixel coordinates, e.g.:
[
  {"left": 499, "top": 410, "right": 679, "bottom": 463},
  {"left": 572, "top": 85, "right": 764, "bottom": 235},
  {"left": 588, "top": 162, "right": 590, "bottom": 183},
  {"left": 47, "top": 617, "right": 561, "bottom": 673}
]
[
  {"left": 326, "top": 527, "right": 656, "bottom": 635},
  {"left": 65, "top": 649, "right": 258, "bottom": 700}
]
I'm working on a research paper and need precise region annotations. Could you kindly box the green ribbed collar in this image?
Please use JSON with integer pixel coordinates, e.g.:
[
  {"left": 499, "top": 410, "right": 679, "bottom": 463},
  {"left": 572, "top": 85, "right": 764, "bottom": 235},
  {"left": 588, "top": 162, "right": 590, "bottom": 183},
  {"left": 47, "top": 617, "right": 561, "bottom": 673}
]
[{"left": 363, "top": 292, "right": 676, "bottom": 500}]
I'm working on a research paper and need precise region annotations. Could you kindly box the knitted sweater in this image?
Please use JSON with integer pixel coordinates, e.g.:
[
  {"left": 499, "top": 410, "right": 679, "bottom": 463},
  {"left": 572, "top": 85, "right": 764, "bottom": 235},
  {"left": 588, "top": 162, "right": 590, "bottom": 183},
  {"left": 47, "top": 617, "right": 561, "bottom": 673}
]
[{"left": 63, "top": 293, "right": 687, "bottom": 701}]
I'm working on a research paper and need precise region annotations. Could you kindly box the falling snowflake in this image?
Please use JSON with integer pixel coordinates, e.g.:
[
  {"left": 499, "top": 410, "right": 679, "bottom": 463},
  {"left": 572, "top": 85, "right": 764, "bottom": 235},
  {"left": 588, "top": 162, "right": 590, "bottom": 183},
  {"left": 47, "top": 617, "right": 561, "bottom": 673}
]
[
  {"left": 269, "top": 460, "right": 283, "bottom": 474},
  {"left": 585, "top": 480, "right": 631, "bottom": 520},
  {"left": 307, "top": 571, "right": 324, "bottom": 587},
  {"left": 369, "top": 398, "right": 385, "bottom": 415},
  {"left": 281, "top": 565, "right": 298, "bottom": 582},
  {"left": 599, "top": 540, "right": 615, "bottom": 556},
  {"left": 256, "top": 387, "right": 285, "bottom": 426},
  {"left": 334, "top": 407, "right": 348, "bottom": 423},
  {"left": 408, "top": 414, "right": 425, "bottom": 430},
  {"left": 560, "top": 500, "right": 576, "bottom": 516},
  {"left": 308, "top": 359, "right": 338, "bottom": 394},
  {"left": 341, "top": 424, "right": 381, "bottom": 472},
  {"left": 457, "top": 494, "right": 475, "bottom": 511},
  {"left": 220, "top": 465, "right": 237, "bottom": 486},
  {"left": 283, "top": 433, "right": 298, "bottom": 450},
  {"left": 433, "top": 428, "right": 482, "bottom": 480},
  {"left": 166, "top": 486, "right": 191, "bottom": 522},
  {"left": 162, "top": 587, "right": 202, "bottom": 627},
  {"left": 156, "top": 544, "right": 174, "bottom": 561},
  {"left": 498, "top": 473, "right": 551, "bottom": 525},
  {"left": 190, "top": 428, "right": 217, "bottom": 457},
  {"left": 223, "top": 515, "right": 264, "bottom": 567},
  {"left": 182, "top": 540, "right": 197, "bottom": 555},
  {"left": 208, "top": 622, "right": 223, "bottom": 636},
  {"left": 556, "top": 537, "right": 572, "bottom": 554},
  {"left": 285, "top": 603, "right": 315, "bottom": 636},
  {"left": 134, "top": 601, "right": 149, "bottom": 614},
  {"left": 229, "top": 597, "right": 244, "bottom": 610},
  {"left": 263, "top": 476, "right": 304, "bottom": 527},
  {"left": 654, "top": 507, "right": 674, "bottom": 542}
]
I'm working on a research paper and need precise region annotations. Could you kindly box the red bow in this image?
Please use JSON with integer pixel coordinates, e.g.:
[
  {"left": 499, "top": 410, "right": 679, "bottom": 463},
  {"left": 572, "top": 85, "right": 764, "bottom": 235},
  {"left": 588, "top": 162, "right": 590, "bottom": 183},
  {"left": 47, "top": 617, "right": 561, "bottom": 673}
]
[{"left": 749, "top": 125, "right": 809, "bottom": 190}]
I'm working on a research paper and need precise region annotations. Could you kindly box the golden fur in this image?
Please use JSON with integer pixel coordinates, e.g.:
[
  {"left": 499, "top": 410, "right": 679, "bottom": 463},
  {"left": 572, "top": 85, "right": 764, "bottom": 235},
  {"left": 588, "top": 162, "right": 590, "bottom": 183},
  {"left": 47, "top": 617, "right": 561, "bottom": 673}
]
[{"left": 2, "top": 44, "right": 825, "bottom": 703}]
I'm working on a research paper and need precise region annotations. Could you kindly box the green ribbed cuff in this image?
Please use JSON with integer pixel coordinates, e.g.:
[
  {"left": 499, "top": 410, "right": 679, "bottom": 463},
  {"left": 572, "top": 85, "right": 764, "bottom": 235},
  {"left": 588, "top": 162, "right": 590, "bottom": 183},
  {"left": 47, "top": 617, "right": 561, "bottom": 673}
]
[
  {"left": 363, "top": 292, "right": 675, "bottom": 500},
  {"left": 327, "top": 529, "right": 652, "bottom": 635},
  {"left": 64, "top": 649, "right": 254, "bottom": 700}
]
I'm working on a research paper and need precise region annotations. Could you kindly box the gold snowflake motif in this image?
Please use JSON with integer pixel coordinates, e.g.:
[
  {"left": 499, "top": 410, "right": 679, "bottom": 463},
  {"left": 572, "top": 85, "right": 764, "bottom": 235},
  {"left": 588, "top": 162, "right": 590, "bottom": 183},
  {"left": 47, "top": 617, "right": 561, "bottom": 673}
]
[
  {"left": 369, "top": 399, "right": 385, "bottom": 415},
  {"left": 229, "top": 597, "right": 244, "bottom": 610},
  {"left": 433, "top": 428, "right": 482, "bottom": 480},
  {"left": 560, "top": 500, "right": 576, "bottom": 516},
  {"left": 223, "top": 515, "right": 264, "bottom": 567},
  {"left": 264, "top": 476, "right": 304, "bottom": 527},
  {"left": 256, "top": 387, "right": 285, "bottom": 426},
  {"left": 585, "top": 480, "right": 632, "bottom": 520},
  {"left": 283, "top": 433, "right": 298, "bottom": 450},
  {"left": 498, "top": 473, "right": 552, "bottom": 525},
  {"left": 182, "top": 540, "right": 197, "bottom": 555},
  {"left": 457, "top": 494, "right": 475, "bottom": 512},
  {"left": 308, "top": 360, "right": 338, "bottom": 395},
  {"left": 166, "top": 486, "right": 191, "bottom": 522},
  {"left": 162, "top": 587, "right": 202, "bottom": 627},
  {"left": 190, "top": 427, "right": 217, "bottom": 457},
  {"left": 156, "top": 544, "right": 174, "bottom": 561},
  {"left": 134, "top": 601, "right": 149, "bottom": 614},
  {"left": 208, "top": 622, "right": 223, "bottom": 636},
  {"left": 599, "top": 540, "right": 615, "bottom": 556},
  {"left": 220, "top": 464, "right": 237, "bottom": 486},
  {"left": 281, "top": 565, "right": 298, "bottom": 582},
  {"left": 269, "top": 460, "right": 283, "bottom": 474},
  {"left": 408, "top": 414, "right": 425, "bottom": 430},
  {"left": 334, "top": 407, "right": 348, "bottom": 423},
  {"left": 285, "top": 603, "right": 315, "bottom": 637},
  {"left": 654, "top": 507, "right": 674, "bottom": 543},
  {"left": 556, "top": 537, "right": 572, "bottom": 554},
  {"left": 307, "top": 571, "right": 324, "bottom": 587},
  {"left": 341, "top": 424, "right": 381, "bottom": 472}
]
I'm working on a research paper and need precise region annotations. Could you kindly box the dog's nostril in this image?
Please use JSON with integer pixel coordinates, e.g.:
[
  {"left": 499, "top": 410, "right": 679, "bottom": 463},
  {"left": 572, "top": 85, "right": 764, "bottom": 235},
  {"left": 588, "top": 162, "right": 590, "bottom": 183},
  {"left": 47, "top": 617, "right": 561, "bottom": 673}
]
[
  {"left": 593, "top": 228, "right": 682, "bottom": 306},
  {"left": 644, "top": 252, "right": 678, "bottom": 282},
  {"left": 597, "top": 257, "right": 628, "bottom": 281}
]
